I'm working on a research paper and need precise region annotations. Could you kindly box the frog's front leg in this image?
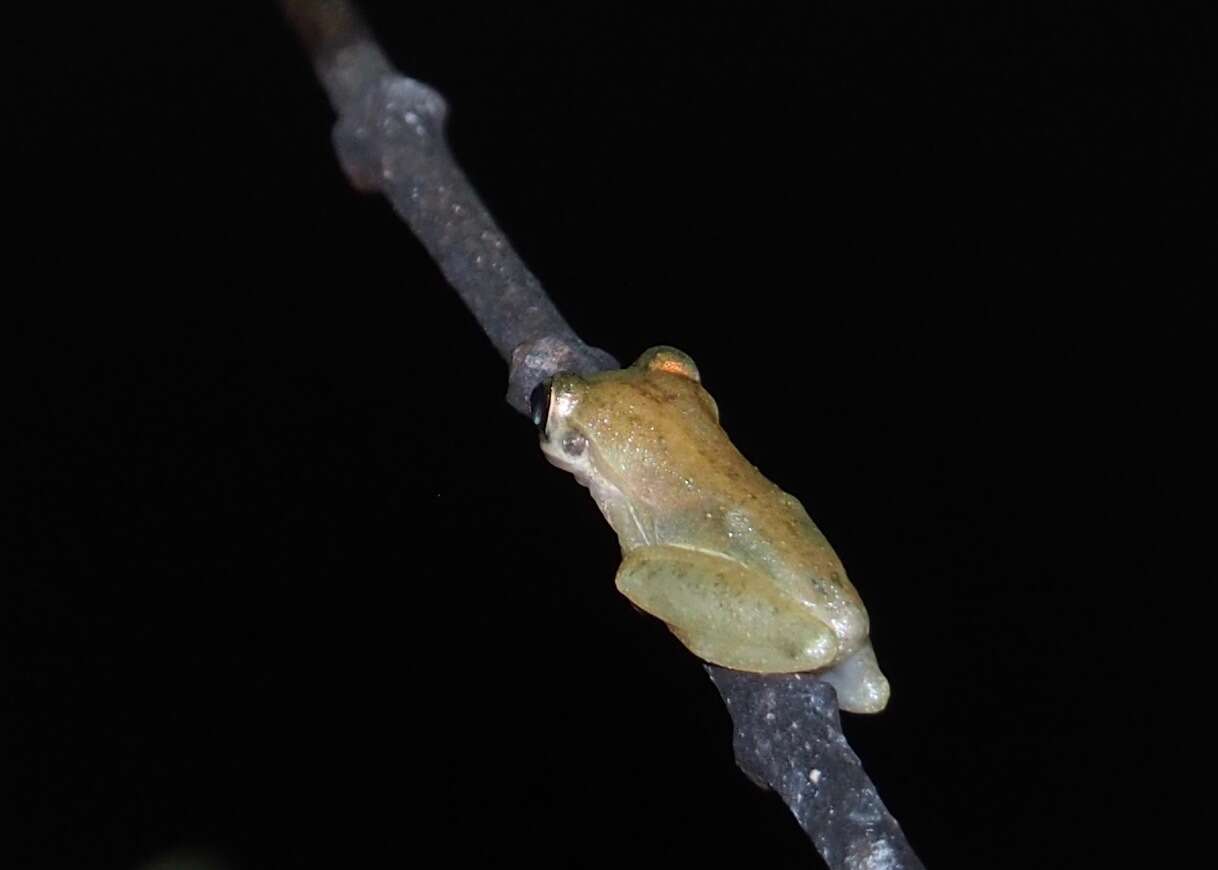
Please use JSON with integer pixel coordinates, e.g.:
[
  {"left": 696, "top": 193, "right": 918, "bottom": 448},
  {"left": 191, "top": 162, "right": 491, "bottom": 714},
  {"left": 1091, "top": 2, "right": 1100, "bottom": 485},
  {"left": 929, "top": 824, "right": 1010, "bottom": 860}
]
[{"left": 615, "top": 545, "right": 839, "bottom": 673}]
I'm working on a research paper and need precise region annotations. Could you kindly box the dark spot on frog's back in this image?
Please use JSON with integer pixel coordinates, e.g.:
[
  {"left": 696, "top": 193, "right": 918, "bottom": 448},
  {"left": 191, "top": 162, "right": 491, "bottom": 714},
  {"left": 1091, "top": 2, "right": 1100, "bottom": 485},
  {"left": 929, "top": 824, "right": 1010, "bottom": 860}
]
[
  {"left": 635, "top": 378, "right": 681, "bottom": 406},
  {"left": 780, "top": 641, "right": 804, "bottom": 661},
  {"left": 668, "top": 563, "right": 690, "bottom": 579}
]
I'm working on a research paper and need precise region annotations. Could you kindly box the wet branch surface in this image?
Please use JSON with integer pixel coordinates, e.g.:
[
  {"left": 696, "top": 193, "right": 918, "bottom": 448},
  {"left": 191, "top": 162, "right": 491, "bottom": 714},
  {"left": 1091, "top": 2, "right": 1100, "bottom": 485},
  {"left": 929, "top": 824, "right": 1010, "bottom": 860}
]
[{"left": 279, "top": 3, "right": 924, "bottom": 867}]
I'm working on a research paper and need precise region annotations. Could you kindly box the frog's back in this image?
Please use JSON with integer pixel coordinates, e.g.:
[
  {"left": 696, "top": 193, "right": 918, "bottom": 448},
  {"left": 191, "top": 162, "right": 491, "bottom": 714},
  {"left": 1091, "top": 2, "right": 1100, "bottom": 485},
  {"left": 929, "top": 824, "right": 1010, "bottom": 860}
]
[{"left": 584, "top": 367, "right": 870, "bottom": 650}]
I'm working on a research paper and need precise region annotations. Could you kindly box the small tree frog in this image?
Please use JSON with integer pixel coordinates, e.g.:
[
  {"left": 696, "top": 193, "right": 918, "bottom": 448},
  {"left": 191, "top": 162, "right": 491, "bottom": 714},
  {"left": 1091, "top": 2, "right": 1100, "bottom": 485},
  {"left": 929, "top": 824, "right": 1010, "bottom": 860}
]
[{"left": 532, "top": 346, "right": 890, "bottom": 713}]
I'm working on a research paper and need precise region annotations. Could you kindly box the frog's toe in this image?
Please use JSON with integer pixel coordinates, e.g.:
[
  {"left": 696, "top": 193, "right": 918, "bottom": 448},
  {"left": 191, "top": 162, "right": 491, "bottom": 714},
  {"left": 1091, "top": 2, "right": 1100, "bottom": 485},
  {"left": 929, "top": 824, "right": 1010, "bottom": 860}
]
[{"left": 817, "top": 641, "right": 890, "bottom": 713}]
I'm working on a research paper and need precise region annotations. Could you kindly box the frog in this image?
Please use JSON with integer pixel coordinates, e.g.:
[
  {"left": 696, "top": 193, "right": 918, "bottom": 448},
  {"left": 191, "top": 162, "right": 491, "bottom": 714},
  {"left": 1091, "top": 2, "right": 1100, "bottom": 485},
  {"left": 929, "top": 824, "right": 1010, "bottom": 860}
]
[{"left": 532, "top": 346, "right": 890, "bottom": 713}]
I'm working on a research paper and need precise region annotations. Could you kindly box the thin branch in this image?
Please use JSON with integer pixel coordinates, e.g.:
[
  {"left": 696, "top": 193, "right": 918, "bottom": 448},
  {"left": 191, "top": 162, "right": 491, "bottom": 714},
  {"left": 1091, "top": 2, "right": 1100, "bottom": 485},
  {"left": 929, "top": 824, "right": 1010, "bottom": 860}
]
[
  {"left": 278, "top": 3, "right": 923, "bottom": 867},
  {"left": 708, "top": 668, "right": 923, "bottom": 870},
  {"left": 277, "top": 0, "right": 618, "bottom": 414}
]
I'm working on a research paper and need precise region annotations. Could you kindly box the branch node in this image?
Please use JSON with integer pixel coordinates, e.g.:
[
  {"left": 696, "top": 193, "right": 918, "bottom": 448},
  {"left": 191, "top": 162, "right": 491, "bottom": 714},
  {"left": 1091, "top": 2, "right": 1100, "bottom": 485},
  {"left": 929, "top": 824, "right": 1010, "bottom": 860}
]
[
  {"left": 332, "top": 75, "right": 448, "bottom": 192},
  {"left": 508, "top": 336, "right": 621, "bottom": 414}
]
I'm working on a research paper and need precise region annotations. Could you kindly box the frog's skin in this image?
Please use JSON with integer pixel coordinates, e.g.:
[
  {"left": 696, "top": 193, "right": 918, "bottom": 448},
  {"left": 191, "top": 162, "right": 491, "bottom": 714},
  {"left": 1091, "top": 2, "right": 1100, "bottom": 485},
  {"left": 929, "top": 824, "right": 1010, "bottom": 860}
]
[{"left": 535, "top": 346, "right": 890, "bottom": 713}]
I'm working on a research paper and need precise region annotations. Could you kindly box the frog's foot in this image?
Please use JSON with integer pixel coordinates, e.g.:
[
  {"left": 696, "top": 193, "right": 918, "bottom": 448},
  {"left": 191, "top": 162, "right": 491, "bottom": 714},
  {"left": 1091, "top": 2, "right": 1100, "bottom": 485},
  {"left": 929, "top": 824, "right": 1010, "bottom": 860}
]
[
  {"left": 816, "top": 640, "right": 890, "bottom": 714},
  {"left": 615, "top": 545, "right": 839, "bottom": 673}
]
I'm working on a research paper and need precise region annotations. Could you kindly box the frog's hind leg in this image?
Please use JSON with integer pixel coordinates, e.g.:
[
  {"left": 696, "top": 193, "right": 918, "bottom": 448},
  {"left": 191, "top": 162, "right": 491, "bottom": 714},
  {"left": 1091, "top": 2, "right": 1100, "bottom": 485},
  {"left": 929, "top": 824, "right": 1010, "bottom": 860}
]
[{"left": 615, "top": 545, "right": 838, "bottom": 673}]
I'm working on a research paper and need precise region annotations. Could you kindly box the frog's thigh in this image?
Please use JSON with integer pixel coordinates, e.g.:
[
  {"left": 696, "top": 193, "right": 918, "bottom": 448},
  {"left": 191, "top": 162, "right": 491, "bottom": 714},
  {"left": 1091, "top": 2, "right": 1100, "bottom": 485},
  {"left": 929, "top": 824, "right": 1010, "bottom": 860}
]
[{"left": 615, "top": 545, "right": 838, "bottom": 673}]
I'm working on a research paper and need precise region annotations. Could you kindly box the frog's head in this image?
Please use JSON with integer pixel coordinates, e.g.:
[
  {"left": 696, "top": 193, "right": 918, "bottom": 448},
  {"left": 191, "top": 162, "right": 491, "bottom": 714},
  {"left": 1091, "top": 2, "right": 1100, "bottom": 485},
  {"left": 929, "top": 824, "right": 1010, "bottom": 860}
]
[{"left": 532, "top": 346, "right": 719, "bottom": 494}]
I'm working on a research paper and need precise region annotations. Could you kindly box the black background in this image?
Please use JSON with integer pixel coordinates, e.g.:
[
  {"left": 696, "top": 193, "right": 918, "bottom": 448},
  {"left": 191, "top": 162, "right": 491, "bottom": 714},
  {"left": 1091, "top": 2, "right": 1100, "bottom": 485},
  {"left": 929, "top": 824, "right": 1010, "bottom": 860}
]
[{"left": 9, "top": 3, "right": 1203, "bottom": 869}]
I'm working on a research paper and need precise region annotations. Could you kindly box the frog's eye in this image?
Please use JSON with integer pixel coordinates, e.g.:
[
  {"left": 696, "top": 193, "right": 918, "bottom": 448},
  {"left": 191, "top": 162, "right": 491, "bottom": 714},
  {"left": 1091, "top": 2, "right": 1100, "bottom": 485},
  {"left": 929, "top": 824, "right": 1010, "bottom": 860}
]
[{"left": 530, "top": 380, "right": 552, "bottom": 434}]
